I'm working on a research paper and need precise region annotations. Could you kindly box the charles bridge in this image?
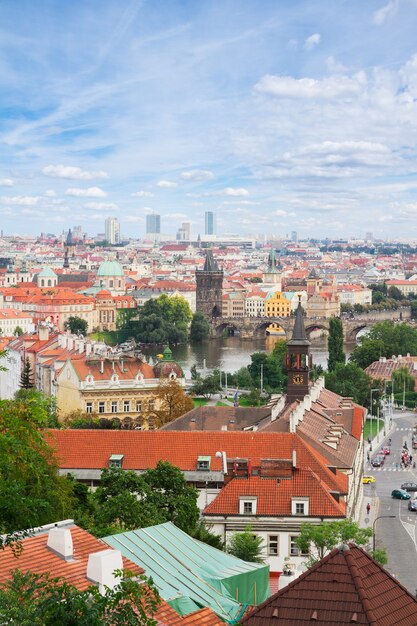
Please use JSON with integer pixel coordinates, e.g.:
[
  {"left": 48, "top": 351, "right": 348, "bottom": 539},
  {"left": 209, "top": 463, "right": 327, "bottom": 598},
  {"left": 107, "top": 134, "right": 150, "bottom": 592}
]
[{"left": 211, "top": 306, "right": 412, "bottom": 340}]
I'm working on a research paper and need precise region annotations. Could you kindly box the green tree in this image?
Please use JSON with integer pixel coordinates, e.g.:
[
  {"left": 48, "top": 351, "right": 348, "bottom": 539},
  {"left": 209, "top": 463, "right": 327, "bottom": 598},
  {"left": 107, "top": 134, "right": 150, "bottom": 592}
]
[
  {"left": 325, "top": 362, "right": 372, "bottom": 406},
  {"left": 296, "top": 520, "right": 373, "bottom": 567},
  {"left": 411, "top": 300, "right": 417, "bottom": 319},
  {"left": 154, "top": 380, "right": 194, "bottom": 426},
  {"left": 227, "top": 526, "right": 265, "bottom": 563},
  {"left": 188, "top": 520, "right": 224, "bottom": 551},
  {"left": 64, "top": 316, "right": 88, "bottom": 335},
  {"left": 387, "top": 285, "right": 403, "bottom": 300},
  {"left": 350, "top": 339, "right": 385, "bottom": 369},
  {"left": 392, "top": 366, "right": 415, "bottom": 393},
  {"left": 0, "top": 393, "right": 75, "bottom": 534},
  {"left": 0, "top": 569, "right": 160, "bottom": 626},
  {"left": 190, "top": 374, "right": 220, "bottom": 399},
  {"left": 14, "top": 325, "right": 23, "bottom": 336},
  {"left": 327, "top": 317, "right": 345, "bottom": 371},
  {"left": 190, "top": 312, "right": 210, "bottom": 342},
  {"left": 19, "top": 357, "right": 34, "bottom": 389},
  {"left": 129, "top": 295, "right": 192, "bottom": 345}
]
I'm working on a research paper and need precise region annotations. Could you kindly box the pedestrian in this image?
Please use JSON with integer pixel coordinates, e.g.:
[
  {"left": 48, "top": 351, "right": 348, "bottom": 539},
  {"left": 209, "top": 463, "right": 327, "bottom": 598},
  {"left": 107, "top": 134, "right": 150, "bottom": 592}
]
[
  {"left": 411, "top": 455, "right": 413, "bottom": 463},
  {"left": 366, "top": 503, "right": 371, "bottom": 515},
  {"left": 367, "top": 452, "right": 370, "bottom": 462},
  {"left": 368, "top": 436, "right": 371, "bottom": 444}
]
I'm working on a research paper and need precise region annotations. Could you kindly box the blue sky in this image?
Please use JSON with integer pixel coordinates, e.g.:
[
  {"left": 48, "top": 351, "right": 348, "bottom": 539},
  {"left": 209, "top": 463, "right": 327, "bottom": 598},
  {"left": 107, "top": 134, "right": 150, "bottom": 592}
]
[{"left": 1, "top": 0, "right": 417, "bottom": 239}]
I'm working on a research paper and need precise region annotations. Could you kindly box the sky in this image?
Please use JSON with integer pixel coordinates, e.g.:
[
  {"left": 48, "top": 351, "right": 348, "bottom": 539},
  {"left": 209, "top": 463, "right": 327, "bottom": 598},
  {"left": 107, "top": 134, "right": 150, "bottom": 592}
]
[{"left": 1, "top": 0, "right": 417, "bottom": 240}]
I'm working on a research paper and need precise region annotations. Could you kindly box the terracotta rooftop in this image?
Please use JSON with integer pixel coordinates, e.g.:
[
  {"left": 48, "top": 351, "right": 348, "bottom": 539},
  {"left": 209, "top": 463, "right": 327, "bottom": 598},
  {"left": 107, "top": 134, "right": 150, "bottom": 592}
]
[
  {"left": 241, "top": 544, "right": 417, "bottom": 626},
  {"left": 203, "top": 471, "right": 346, "bottom": 518}
]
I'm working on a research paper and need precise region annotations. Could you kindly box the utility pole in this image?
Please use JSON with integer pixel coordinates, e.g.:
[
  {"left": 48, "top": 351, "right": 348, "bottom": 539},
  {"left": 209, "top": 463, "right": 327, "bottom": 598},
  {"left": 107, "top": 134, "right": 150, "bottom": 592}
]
[{"left": 260, "top": 364, "right": 263, "bottom": 395}]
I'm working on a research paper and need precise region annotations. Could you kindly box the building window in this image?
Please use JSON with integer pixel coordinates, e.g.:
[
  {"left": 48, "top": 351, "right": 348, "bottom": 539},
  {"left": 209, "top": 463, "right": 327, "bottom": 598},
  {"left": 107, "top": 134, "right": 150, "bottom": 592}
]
[
  {"left": 109, "top": 454, "right": 124, "bottom": 469},
  {"left": 243, "top": 501, "right": 253, "bottom": 514},
  {"left": 148, "top": 400, "right": 155, "bottom": 411},
  {"left": 291, "top": 497, "right": 309, "bottom": 516},
  {"left": 98, "top": 401, "right": 105, "bottom": 414},
  {"left": 123, "top": 400, "right": 130, "bottom": 412},
  {"left": 295, "top": 502, "right": 305, "bottom": 515},
  {"left": 86, "top": 402, "right": 93, "bottom": 414},
  {"left": 111, "top": 401, "right": 118, "bottom": 413},
  {"left": 268, "top": 535, "right": 279, "bottom": 556},
  {"left": 290, "top": 535, "right": 309, "bottom": 557},
  {"left": 136, "top": 401, "right": 142, "bottom": 412}
]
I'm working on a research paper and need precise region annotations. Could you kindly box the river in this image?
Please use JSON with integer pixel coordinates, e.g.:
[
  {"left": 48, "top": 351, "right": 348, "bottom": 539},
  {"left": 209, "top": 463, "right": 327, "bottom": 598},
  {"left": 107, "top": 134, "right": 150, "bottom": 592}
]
[{"left": 143, "top": 332, "right": 362, "bottom": 377}]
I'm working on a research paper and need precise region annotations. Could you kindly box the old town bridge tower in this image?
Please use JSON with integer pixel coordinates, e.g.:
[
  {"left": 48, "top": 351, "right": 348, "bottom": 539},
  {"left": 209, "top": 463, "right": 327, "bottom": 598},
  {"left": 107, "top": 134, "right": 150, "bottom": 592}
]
[{"left": 195, "top": 250, "right": 224, "bottom": 320}]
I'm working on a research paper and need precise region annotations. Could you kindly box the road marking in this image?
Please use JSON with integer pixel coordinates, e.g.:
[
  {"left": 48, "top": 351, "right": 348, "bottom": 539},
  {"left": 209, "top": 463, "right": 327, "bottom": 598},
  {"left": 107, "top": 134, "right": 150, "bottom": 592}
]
[{"left": 398, "top": 502, "right": 417, "bottom": 552}]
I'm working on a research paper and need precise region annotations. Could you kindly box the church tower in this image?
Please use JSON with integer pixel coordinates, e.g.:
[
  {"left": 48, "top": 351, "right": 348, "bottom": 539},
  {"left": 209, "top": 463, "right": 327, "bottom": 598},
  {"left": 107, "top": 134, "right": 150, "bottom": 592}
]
[
  {"left": 63, "top": 229, "right": 75, "bottom": 269},
  {"left": 286, "top": 297, "right": 311, "bottom": 402},
  {"left": 263, "top": 247, "right": 282, "bottom": 289},
  {"left": 195, "top": 250, "right": 223, "bottom": 320}
]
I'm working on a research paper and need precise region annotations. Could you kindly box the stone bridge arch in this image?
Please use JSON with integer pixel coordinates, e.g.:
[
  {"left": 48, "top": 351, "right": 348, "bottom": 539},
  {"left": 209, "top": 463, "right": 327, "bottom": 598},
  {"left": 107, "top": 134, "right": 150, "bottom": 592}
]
[
  {"left": 304, "top": 322, "right": 329, "bottom": 339},
  {"left": 253, "top": 320, "right": 288, "bottom": 338},
  {"left": 344, "top": 321, "right": 368, "bottom": 342},
  {"left": 214, "top": 320, "right": 242, "bottom": 337}
]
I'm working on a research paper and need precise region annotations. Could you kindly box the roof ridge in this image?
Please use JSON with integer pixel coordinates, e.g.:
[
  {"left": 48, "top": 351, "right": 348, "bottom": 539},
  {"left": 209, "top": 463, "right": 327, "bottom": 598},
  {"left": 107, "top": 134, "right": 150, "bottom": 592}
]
[{"left": 344, "top": 547, "right": 377, "bottom": 624}]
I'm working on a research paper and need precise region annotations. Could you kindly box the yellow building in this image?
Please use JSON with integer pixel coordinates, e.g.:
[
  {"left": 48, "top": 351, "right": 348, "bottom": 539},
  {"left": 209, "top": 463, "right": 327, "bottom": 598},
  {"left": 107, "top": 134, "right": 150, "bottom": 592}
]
[
  {"left": 265, "top": 291, "right": 291, "bottom": 317},
  {"left": 56, "top": 349, "right": 184, "bottom": 429}
]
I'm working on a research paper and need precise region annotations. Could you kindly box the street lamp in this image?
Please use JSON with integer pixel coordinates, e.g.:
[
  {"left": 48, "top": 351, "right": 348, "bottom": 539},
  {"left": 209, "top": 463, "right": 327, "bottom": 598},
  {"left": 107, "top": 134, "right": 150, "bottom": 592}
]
[
  {"left": 372, "top": 515, "right": 395, "bottom": 553},
  {"left": 369, "top": 388, "right": 380, "bottom": 448}
]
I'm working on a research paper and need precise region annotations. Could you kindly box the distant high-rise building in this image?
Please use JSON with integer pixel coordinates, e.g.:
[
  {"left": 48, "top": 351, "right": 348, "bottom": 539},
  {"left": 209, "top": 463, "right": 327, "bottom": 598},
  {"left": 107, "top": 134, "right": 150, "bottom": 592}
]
[
  {"left": 205, "top": 211, "right": 216, "bottom": 235},
  {"left": 291, "top": 231, "right": 298, "bottom": 243},
  {"left": 176, "top": 221, "right": 191, "bottom": 241},
  {"left": 365, "top": 232, "right": 373, "bottom": 242},
  {"left": 146, "top": 213, "right": 161, "bottom": 234},
  {"left": 105, "top": 217, "right": 120, "bottom": 244}
]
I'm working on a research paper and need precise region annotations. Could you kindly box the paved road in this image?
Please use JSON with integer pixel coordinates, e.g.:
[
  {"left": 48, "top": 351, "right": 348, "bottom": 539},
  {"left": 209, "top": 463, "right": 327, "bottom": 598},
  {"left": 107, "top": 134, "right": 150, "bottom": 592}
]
[{"left": 364, "top": 410, "right": 417, "bottom": 594}]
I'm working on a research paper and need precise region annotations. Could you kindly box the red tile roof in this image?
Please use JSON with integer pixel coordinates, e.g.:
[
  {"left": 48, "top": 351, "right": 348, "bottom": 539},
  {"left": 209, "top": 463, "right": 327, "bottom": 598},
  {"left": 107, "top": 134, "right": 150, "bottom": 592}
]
[
  {"left": 46, "top": 431, "right": 348, "bottom": 494},
  {"left": 203, "top": 472, "right": 345, "bottom": 517},
  {"left": 241, "top": 544, "right": 417, "bottom": 626},
  {"left": 0, "top": 524, "right": 143, "bottom": 591},
  {"left": 181, "top": 607, "right": 224, "bottom": 625}
]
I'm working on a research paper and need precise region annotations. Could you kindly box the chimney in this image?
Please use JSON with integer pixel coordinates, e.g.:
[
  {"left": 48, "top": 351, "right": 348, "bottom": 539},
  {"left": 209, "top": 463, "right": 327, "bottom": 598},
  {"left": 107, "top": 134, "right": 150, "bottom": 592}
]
[
  {"left": 292, "top": 450, "right": 297, "bottom": 468},
  {"left": 85, "top": 342, "right": 92, "bottom": 357},
  {"left": 86, "top": 549, "right": 123, "bottom": 594},
  {"left": 119, "top": 358, "right": 124, "bottom": 373},
  {"left": 47, "top": 527, "right": 73, "bottom": 561},
  {"left": 228, "top": 419, "right": 236, "bottom": 431},
  {"left": 38, "top": 324, "right": 49, "bottom": 341},
  {"left": 100, "top": 359, "right": 104, "bottom": 374},
  {"left": 79, "top": 339, "right": 84, "bottom": 354},
  {"left": 190, "top": 417, "right": 196, "bottom": 430},
  {"left": 67, "top": 336, "right": 74, "bottom": 351}
]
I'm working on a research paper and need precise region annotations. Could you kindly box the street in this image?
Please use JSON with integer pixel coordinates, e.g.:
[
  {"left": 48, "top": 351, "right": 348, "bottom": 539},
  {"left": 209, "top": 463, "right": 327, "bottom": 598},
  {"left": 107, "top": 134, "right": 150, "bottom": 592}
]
[{"left": 365, "top": 410, "right": 417, "bottom": 594}]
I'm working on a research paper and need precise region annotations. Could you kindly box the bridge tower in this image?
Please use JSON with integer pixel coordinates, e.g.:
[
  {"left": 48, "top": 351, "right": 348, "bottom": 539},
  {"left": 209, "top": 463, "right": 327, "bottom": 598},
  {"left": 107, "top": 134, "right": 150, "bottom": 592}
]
[
  {"left": 286, "top": 298, "right": 311, "bottom": 403},
  {"left": 195, "top": 250, "right": 224, "bottom": 320}
]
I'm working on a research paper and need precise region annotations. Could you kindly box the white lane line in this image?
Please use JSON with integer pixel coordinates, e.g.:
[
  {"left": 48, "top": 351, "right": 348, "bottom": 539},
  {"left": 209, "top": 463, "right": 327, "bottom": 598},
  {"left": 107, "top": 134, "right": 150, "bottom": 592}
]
[{"left": 398, "top": 501, "right": 417, "bottom": 552}]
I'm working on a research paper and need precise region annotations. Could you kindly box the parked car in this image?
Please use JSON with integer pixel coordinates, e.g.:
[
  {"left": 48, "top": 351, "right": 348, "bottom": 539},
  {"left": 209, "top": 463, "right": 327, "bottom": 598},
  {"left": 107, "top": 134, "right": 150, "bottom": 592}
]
[
  {"left": 408, "top": 500, "right": 417, "bottom": 512},
  {"left": 371, "top": 456, "right": 385, "bottom": 467},
  {"left": 362, "top": 475, "right": 376, "bottom": 484},
  {"left": 400, "top": 482, "right": 417, "bottom": 492},
  {"left": 392, "top": 489, "right": 411, "bottom": 500}
]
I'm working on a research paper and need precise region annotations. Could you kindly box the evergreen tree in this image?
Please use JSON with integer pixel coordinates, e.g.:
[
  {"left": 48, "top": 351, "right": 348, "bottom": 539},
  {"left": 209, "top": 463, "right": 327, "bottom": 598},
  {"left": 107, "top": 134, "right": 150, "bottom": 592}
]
[
  {"left": 19, "top": 357, "right": 34, "bottom": 389},
  {"left": 327, "top": 317, "right": 345, "bottom": 371}
]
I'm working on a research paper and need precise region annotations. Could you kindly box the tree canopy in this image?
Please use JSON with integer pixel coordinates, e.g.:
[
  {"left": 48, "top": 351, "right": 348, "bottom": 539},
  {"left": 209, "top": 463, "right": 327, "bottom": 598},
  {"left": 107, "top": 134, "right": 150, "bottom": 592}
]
[
  {"left": 227, "top": 526, "right": 265, "bottom": 563},
  {"left": 154, "top": 380, "right": 194, "bottom": 426},
  {"left": 350, "top": 321, "right": 417, "bottom": 369},
  {"left": 19, "top": 357, "right": 34, "bottom": 389},
  {"left": 325, "top": 362, "right": 373, "bottom": 406},
  {"left": 327, "top": 317, "right": 345, "bottom": 371},
  {"left": 0, "top": 569, "right": 160, "bottom": 626},
  {"left": 124, "top": 296, "right": 192, "bottom": 344},
  {"left": 189, "top": 312, "right": 210, "bottom": 342},
  {"left": 64, "top": 316, "right": 88, "bottom": 335}
]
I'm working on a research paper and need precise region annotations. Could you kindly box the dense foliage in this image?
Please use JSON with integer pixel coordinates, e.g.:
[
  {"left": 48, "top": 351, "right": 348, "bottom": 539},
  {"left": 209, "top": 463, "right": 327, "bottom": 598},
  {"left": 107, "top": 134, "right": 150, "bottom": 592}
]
[
  {"left": 189, "top": 311, "right": 210, "bottom": 342},
  {"left": 327, "top": 317, "right": 345, "bottom": 372},
  {"left": 0, "top": 569, "right": 160, "bottom": 626},
  {"left": 227, "top": 526, "right": 265, "bottom": 563},
  {"left": 19, "top": 357, "right": 34, "bottom": 389},
  {"left": 64, "top": 316, "right": 88, "bottom": 335},
  {"left": 154, "top": 380, "right": 194, "bottom": 426},
  {"left": 121, "top": 295, "right": 192, "bottom": 344},
  {"left": 350, "top": 321, "right": 417, "bottom": 369},
  {"left": 325, "top": 362, "right": 373, "bottom": 407}
]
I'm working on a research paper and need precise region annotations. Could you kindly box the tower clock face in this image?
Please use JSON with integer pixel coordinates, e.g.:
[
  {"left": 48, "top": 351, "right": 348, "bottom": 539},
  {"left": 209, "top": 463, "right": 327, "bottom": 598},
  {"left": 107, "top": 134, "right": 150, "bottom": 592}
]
[{"left": 292, "top": 374, "right": 304, "bottom": 385}]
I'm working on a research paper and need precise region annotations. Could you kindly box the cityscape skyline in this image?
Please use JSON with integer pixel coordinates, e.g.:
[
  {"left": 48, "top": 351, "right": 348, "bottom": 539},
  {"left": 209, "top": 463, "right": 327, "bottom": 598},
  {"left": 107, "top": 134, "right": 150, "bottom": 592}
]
[{"left": 1, "top": 1, "right": 417, "bottom": 238}]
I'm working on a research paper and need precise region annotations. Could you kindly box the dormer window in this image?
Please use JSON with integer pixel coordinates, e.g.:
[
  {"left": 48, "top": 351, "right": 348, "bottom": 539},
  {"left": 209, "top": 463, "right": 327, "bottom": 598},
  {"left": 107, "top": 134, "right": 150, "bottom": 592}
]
[
  {"left": 291, "top": 497, "right": 309, "bottom": 516},
  {"left": 109, "top": 454, "right": 124, "bottom": 469},
  {"left": 86, "top": 374, "right": 94, "bottom": 385},
  {"left": 197, "top": 456, "right": 211, "bottom": 471},
  {"left": 239, "top": 496, "right": 257, "bottom": 515}
]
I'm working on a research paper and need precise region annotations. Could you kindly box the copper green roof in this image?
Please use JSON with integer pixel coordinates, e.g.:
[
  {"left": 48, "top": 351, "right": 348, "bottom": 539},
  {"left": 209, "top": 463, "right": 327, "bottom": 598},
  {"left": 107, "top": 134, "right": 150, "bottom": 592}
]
[{"left": 97, "top": 260, "right": 124, "bottom": 277}]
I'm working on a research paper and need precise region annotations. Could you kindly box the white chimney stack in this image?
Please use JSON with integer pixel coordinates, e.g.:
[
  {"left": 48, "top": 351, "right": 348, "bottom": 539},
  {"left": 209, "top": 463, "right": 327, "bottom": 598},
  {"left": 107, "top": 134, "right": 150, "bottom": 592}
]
[
  {"left": 87, "top": 549, "right": 124, "bottom": 594},
  {"left": 292, "top": 450, "right": 297, "bottom": 468},
  {"left": 47, "top": 527, "right": 73, "bottom": 561}
]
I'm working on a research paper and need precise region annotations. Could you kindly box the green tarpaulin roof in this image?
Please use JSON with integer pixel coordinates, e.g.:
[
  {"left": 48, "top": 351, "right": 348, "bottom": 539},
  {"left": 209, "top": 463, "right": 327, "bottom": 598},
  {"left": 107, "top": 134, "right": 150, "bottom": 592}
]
[{"left": 103, "top": 522, "right": 270, "bottom": 624}]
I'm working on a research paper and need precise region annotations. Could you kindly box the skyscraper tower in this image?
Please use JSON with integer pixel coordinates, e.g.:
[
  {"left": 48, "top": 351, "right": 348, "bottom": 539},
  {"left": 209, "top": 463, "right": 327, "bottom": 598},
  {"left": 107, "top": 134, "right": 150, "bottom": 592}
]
[
  {"left": 105, "top": 217, "right": 120, "bottom": 245},
  {"left": 205, "top": 211, "right": 216, "bottom": 236},
  {"left": 146, "top": 213, "right": 161, "bottom": 235},
  {"left": 195, "top": 250, "right": 223, "bottom": 320},
  {"left": 285, "top": 297, "right": 311, "bottom": 403}
]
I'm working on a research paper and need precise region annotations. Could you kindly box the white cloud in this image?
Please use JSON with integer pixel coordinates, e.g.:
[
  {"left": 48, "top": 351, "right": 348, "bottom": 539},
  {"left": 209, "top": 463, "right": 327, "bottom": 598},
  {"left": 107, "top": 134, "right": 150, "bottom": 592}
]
[
  {"left": 274, "top": 209, "right": 296, "bottom": 217},
  {"left": 304, "top": 33, "right": 321, "bottom": 51},
  {"left": 131, "top": 190, "right": 154, "bottom": 197},
  {"left": 45, "top": 189, "right": 57, "bottom": 197},
  {"left": 65, "top": 187, "right": 107, "bottom": 197},
  {"left": 222, "top": 187, "right": 249, "bottom": 196},
  {"left": 124, "top": 215, "right": 144, "bottom": 222},
  {"left": 42, "top": 164, "right": 108, "bottom": 180},
  {"left": 255, "top": 72, "right": 366, "bottom": 99},
  {"left": 180, "top": 169, "right": 214, "bottom": 182},
  {"left": 373, "top": 0, "right": 399, "bottom": 25},
  {"left": 156, "top": 180, "right": 178, "bottom": 188},
  {"left": 0, "top": 195, "right": 40, "bottom": 206},
  {"left": 0, "top": 178, "right": 13, "bottom": 187},
  {"left": 83, "top": 201, "right": 118, "bottom": 210}
]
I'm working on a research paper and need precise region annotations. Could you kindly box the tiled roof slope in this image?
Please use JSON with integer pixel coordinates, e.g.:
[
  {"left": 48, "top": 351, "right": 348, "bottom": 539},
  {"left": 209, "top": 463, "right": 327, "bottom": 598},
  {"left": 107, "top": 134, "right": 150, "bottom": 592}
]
[
  {"left": 47, "top": 430, "right": 348, "bottom": 493},
  {"left": 203, "top": 472, "right": 345, "bottom": 518},
  {"left": 241, "top": 544, "right": 417, "bottom": 626},
  {"left": 181, "top": 607, "right": 224, "bottom": 625},
  {"left": 0, "top": 525, "right": 143, "bottom": 591}
]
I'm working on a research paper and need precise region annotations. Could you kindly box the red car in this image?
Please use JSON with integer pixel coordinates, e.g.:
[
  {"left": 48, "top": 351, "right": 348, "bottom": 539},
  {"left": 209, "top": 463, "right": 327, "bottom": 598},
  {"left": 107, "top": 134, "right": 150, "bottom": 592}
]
[{"left": 381, "top": 446, "right": 391, "bottom": 455}]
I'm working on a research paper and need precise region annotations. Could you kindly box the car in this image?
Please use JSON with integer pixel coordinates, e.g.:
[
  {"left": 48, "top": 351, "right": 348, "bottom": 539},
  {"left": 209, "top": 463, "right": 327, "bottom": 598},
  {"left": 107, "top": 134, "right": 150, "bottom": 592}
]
[
  {"left": 371, "top": 456, "right": 384, "bottom": 467},
  {"left": 363, "top": 475, "right": 376, "bottom": 484},
  {"left": 392, "top": 489, "right": 411, "bottom": 500},
  {"left": 381, "top": 446, "right": 391, "bottom": 455},
  {"left": 408, "top": 500, "right": 417, "bottom": 512},
  {"left": 400, "top": 482, "right": 417, "bottom": 492}
]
